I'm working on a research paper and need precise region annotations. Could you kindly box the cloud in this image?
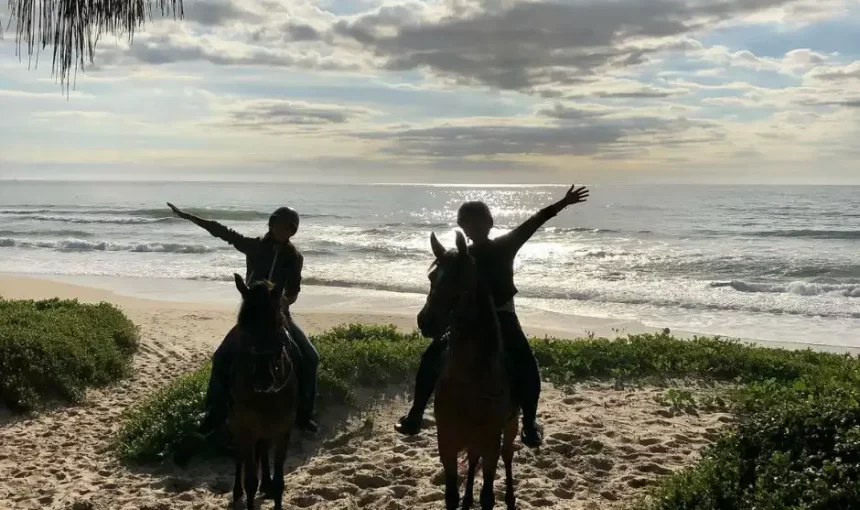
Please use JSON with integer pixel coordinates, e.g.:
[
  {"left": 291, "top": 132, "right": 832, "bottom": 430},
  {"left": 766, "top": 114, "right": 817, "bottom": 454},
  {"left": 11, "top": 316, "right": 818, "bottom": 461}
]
[
  {"left": 93, "top": 24, "right": 362, "bottom": 71},
  {"left": 0, "top": 88, "right": 94, "bottom": 100},
  {"left": 59, "top": 0, "right": 845, "bottom": 99},
  {"left": 538, "top": 103, "right": 610, "bottom": 120},
  {"left": 806, "top": 60, "right": 860, "bottom": 81},
  {"left": 330, "top": 0, "right": 842, "bottom": 95},
  {"left": 357, "top": 113, "right": 719, "bottom": 159},
  {"left": 214, "top": 98, "right": 374, "bottom": 132},
  {"left": 687, "top": 43, "right": 834, "bottom": 74},
  {"left": 182, "top": 0, "right": 265, "bottom": 26}
]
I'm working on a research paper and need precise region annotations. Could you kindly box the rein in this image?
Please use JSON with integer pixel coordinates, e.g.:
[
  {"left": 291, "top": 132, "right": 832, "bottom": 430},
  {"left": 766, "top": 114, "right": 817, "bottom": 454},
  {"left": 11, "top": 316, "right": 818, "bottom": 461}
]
[
  {"left": 237, "top": 330, "right": 294, "bottom": 394},
  {"left": 442, "top": 288, "right": 507, "bottom": 402}
]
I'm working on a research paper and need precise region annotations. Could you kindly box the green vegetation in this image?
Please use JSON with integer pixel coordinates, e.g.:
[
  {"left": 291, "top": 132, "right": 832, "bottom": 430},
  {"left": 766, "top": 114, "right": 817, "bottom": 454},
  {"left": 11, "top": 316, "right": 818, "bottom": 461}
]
[
  {"left": 0, "top": 298, "right": 139, "bottom": 411},
  {"left": 114, "top": 324, "right": 860, "bottom": 508},
  {"left": 636, "top": 372, "right": 860, "bottom": 510},
  {"left": 115, "top": 324, "right": 427, "bottom": 462}
]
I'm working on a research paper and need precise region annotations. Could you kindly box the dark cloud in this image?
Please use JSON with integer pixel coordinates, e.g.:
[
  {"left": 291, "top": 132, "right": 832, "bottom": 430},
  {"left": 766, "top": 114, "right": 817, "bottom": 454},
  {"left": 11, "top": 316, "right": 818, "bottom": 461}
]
[
  {"left": 333, "top": 0, "right": 816, "bottom": 94},
  {"left": 817, "top": 99, "right": 860, "bottom": 108},
  {"left": 358, "top": 115, "right": 717, "bottom": 158},
  {"left": 224, "top": 100, "right": 368, "bottom": 131},
  {"left": 810, "top": 62, "right": 860, "bottom": 81},
  {"left": 538, "top": 103, "right": 608, "bottom": 120},
  {"left": 94, "top": 32, "right": 360, "bottom": 71},
  {"left": 183, "top": 1, "right": 263, "bottom": 26},
  {"left": 594, "top": 89, "right": 685, "bottom": 99},
  {"left": 284, "top": 22, "right": 323, "bottom": 42}
]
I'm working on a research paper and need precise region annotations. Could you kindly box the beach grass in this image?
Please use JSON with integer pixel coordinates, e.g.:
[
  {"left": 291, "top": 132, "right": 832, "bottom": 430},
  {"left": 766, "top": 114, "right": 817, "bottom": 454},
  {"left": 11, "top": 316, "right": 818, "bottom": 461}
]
[
  {"left": 112, "top": 323, "right": 860, "bottom": 507},
  {"left": 0, "top": 298, "right": 139, "bottom": 411}
]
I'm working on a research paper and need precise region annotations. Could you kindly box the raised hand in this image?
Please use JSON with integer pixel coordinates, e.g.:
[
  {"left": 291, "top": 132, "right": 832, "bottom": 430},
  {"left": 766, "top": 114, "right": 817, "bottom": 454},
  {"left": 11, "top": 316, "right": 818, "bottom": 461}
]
[
  {"left": 166, "top": 202, "right": 190, "bottom": 220},
  {"left": 561, "top": 184, "right": 589, "bottom": 207}
]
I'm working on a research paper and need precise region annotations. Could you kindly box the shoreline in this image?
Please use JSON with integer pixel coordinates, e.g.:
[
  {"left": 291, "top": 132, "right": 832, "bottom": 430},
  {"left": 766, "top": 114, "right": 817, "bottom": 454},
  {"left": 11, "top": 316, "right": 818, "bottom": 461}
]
[{"left": 2, "top": 272, "right": 858, "bottom": 355}]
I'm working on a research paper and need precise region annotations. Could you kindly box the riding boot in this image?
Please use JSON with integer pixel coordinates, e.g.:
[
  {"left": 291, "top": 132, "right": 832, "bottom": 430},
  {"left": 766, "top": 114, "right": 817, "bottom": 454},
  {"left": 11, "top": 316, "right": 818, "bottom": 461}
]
[
  {"left": 395, "top": 336, "right": 447, "bottom": 435},
  {"left": 498, "top": 312, "right": 544, "bottom": 448},
  {"left": 175, "top": 339, "right": 233, "bottom": 467},
  {"left": 199, "top": 339, "right": 235, "bottom": 435},
  {"left": 284, "top": 330, "right": 319, "bottom": 434},
  {"left": 199, "top": 377, "right": 229, "bottom": 436}
]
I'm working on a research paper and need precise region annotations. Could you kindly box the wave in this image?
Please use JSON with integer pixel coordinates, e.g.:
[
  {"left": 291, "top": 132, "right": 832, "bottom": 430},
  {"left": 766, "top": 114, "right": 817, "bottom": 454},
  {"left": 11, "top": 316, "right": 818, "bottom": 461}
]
[
  {"left": 710, "top": 280, "right": 860, "bottom": 298},
  {"left": 0, "top": 238, "right": 218, "bottom": 254},
  {"left": 700, "top": 228, "right": 860, "bottom": 240},
  {"left": 544, "top": 226, "right": 621, "bottom": 234},
  {"left": 189, "top": 274, "right": 428, "bottom": 294},
  {"left": 16, "top": 214, "right": 174, "bottom": 225},
  {"left": 749, "top": 229, "right": 860, "bottom": 240},
  {"left": 1, "top": 207, "right": 347, "bottom": 222},
  {"left": 0, "top": 229, "right": 96, "bottom": 238},
  {"left": 221, "top": 275, "right": 860, "bottom": 319}
]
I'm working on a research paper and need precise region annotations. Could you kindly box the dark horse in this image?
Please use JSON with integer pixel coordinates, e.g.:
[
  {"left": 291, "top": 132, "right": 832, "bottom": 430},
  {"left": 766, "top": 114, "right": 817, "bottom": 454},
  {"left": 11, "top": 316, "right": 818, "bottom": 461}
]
[
  {"left": 417, "top": 232, "right": 519, "bottom": 510},
  {"left": 229, "top": 273, "right": 299, "bottom": 510}
]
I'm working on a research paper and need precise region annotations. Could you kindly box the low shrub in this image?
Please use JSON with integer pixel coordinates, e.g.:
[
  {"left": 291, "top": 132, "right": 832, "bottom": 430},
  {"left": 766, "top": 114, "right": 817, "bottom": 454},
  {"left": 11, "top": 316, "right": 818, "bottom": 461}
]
[
  {"left": 115, "top": 324, "right": 427, "bottom": 462},
  {"left": 115, "top": 325, "right": 858, "bottom": 468},
  {"left": 636, "top": 375, "right": 860, "bottom": 509},
  {"left": 0, "top": 298, "right": 139, "bottom": 411}
]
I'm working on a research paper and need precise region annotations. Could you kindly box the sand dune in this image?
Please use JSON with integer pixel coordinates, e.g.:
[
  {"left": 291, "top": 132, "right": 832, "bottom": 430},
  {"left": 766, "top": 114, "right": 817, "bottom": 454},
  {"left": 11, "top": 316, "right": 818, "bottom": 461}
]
[{"left": 0, "top": 302, "right": 730, "bottom": 510}]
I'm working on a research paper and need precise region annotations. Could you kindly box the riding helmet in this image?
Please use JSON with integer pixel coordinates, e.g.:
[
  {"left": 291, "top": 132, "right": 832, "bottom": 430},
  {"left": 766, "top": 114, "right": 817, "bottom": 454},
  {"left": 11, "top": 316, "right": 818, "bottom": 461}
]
[{"left": 269, "top": 206, "right": 300, "bottom": 231}]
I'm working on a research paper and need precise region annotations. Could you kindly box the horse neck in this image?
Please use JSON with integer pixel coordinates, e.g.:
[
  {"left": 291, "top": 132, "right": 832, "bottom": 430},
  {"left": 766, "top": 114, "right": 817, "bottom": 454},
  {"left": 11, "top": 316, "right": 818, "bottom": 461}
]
[
  {"left": 237, "top": 307, "right": 283, "bottom": 346},
  {"left": 452, "top": 285, "right": 502, "bottom": 359}
]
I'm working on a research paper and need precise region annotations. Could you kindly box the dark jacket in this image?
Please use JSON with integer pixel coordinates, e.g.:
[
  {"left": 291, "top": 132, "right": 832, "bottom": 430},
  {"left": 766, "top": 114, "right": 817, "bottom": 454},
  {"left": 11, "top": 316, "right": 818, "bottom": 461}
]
[
  {"left": 468, "top": 206, "right": 557, "bottom": 307},
  {"left": 193, "top": 217, "right": 303, "bottom": 298}
]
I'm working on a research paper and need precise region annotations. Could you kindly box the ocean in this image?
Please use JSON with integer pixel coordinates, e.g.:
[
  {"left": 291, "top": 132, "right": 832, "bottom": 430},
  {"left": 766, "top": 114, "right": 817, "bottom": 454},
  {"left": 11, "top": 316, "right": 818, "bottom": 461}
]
[{"left": 1, "top": 181, "right": 858, "bottom": 347}]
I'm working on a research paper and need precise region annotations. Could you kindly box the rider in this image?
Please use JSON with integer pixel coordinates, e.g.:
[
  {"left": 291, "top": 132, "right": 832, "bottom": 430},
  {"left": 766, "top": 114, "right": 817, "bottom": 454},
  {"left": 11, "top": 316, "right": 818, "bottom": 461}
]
[
  {"left": 394, "top": 185, "right": 589, "bottom": 448},
  {"left": 167, "top": 203, "right": 319, "bottom": 434}
]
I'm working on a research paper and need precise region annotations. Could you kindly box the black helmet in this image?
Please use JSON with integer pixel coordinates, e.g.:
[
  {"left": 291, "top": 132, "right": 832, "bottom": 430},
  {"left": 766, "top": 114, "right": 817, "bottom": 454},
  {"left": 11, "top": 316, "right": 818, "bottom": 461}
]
[{"left": 269, "top": 206, "right": 300, "bottom": 231}]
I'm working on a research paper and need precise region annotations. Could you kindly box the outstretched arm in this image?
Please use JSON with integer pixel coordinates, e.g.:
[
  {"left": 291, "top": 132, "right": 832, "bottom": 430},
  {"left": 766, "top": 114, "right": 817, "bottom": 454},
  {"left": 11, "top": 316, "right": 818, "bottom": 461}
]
[
  {"left": 167, "top": 202, "right": 257, "bottom": 254},
  {"left": 498, "top": 184, "right": 589, "bottom": 254}
]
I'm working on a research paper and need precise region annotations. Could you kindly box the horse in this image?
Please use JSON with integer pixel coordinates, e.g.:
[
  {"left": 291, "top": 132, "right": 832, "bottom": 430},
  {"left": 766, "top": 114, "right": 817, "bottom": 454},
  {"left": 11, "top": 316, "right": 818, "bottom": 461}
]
[
  {"left": 417, "top": 231, "right": 519, "bottom": 510},
  {"left": 229, "top": 273, "right": 299, "bottom": 510}
]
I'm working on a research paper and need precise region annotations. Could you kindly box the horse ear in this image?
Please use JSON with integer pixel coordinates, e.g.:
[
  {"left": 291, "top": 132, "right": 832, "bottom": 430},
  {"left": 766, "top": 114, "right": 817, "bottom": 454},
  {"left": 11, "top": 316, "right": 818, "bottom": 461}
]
[
  {"left": 430, "top": 232, "right": 446, "bottom": 259},
  {"left": 234, "top": 273, "right": 249, "bottom": 296},
  {"left": 455, "top": 230, "right": 467, "bottom": 254}
]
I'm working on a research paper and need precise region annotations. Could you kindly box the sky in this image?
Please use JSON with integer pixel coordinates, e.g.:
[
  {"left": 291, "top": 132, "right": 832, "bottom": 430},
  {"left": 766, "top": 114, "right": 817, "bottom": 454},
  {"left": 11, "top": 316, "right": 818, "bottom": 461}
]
[{"left": 1, "top": 0, "right": 859, "bottom": 184}]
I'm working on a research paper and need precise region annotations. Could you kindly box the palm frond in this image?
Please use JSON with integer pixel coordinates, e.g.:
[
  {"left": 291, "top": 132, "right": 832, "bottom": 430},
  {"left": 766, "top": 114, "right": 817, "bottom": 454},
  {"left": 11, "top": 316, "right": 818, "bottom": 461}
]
[{"left": 3, "top": 0, "right": 183, "bottom": 87}]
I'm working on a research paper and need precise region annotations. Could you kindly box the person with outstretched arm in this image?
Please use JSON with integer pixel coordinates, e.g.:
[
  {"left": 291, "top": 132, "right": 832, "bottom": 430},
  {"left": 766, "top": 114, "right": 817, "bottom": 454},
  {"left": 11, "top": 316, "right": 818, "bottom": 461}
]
[
  {"left": 394, "top": 184, "right": 590, "bottom": 447},
  {"left": 167, "top": 203, "right": 320, "bottom": 436}
]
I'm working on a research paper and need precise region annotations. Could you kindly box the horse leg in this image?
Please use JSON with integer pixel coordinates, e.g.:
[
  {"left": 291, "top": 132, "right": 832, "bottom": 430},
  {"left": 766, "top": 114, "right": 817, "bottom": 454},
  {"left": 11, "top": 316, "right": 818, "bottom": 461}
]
[
  {"left": 479, "top": 432, "right": 502, "bottom": 510},
  {"left": 461, "top": 448, "right": 479, "bottom": 510},
  {"left": 502, "top": 417, "right": 518, "bottom": 510},
  {"left": 232, "top": 458, "right": 243, "bottom": 506},
  {"left": 438, "top": 430, "right": 460, "bottom": 510},
  {"left": 258, "top": 439, "right": 274, "bottom": 498},
  {"left": 240, "top": 439, "right": 259, "bottom": 510},
  {"left": 272, "top": 432, "right": 291, "bottom": 510}
]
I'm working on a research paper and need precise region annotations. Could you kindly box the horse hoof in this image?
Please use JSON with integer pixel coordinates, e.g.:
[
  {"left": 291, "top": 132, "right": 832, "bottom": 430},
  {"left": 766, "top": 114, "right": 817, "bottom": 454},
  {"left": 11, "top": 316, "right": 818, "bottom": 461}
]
[{"left": 262, "top": 485, "right": 278, "bottom": 500}]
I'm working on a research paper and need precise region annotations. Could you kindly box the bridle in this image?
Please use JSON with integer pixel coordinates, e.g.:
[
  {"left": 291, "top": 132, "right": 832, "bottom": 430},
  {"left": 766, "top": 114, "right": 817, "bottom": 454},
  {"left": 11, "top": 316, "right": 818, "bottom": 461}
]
[{"left": 238, "top": 330, "right": 294, "bottom": 395}]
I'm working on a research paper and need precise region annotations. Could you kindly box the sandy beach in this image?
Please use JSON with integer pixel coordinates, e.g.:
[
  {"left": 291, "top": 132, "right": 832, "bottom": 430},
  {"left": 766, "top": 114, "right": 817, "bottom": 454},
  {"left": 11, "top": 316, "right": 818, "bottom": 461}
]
[{"left": 1, "top": 274, "right": 735, "bottom": 509}]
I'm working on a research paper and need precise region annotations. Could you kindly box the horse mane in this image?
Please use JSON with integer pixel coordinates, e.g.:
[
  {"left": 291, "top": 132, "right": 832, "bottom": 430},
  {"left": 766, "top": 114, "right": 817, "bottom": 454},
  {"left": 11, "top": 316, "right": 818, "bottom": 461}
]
[
  {"left": 471, "top": 279, "right": 504, "bottom": 359},
  {"left": 237, "top": 280, "right": 285, "bottom": 339},
  {"left": 444, "top": 248, "right": 503, "bottom": 360}
]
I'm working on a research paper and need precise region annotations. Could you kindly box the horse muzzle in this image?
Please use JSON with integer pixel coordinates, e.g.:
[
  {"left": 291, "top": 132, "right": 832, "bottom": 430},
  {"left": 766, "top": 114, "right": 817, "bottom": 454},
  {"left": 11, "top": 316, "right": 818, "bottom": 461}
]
[{"left": 417, "top": 308, "right": 444, "bottom": 338}]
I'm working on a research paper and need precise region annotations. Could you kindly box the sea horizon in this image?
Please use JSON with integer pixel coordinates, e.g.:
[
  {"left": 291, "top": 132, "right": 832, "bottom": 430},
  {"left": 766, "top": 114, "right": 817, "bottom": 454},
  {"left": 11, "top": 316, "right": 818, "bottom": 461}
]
[{"left": 1, "top": 180, "right": 857, "bottom": 347}]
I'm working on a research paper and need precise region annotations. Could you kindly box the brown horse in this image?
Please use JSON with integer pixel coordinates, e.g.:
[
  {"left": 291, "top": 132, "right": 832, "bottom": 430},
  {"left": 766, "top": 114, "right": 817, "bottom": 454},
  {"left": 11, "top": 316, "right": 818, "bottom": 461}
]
[
  {"left": 229, "top": 273, "right": 299, "bottom": 510},
  {"left": 417, "top": 232, "right": 519, "bottom": 510}
]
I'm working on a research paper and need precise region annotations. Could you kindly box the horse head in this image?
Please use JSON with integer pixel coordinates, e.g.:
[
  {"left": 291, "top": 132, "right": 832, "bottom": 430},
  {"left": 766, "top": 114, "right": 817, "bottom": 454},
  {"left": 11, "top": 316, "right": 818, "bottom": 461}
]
[
  {"left": 417, "top": 231, "right": 478, "bottom": 339},
  {"left": 234, "top": 273, "right": 291, "bottom": 394}
]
